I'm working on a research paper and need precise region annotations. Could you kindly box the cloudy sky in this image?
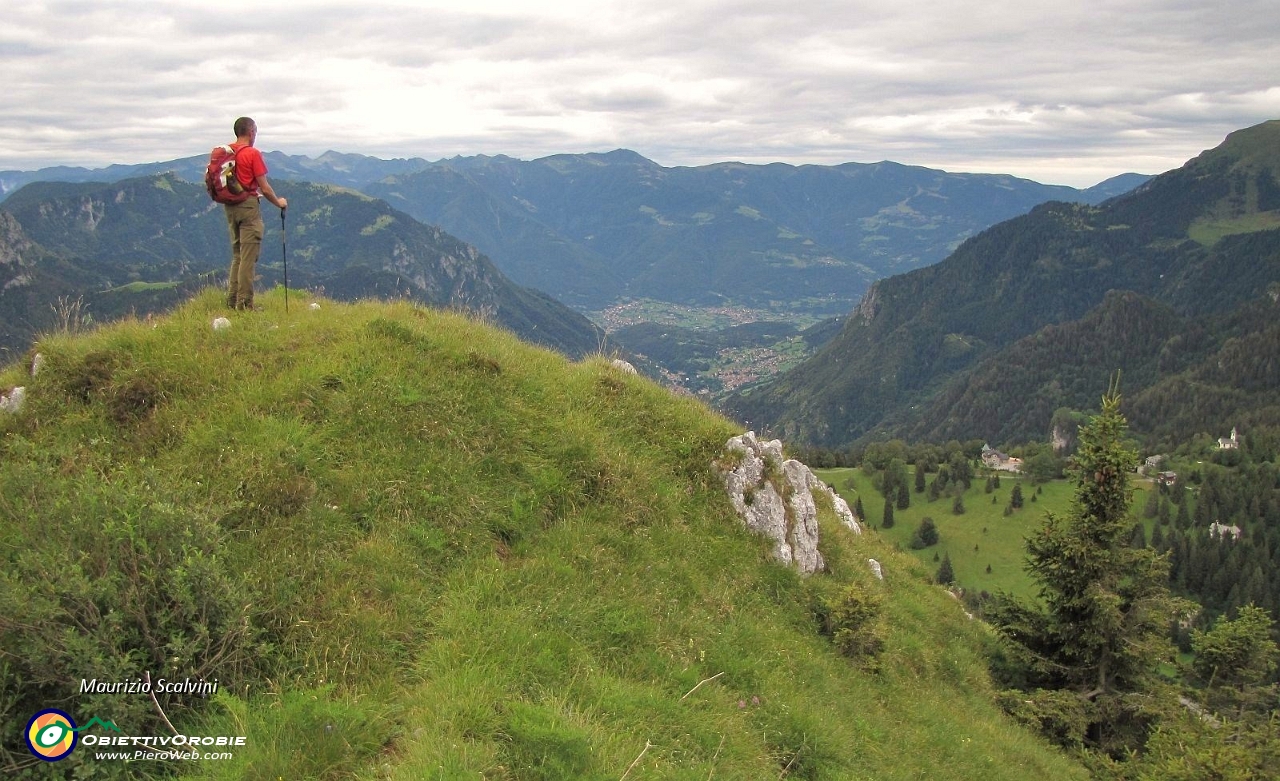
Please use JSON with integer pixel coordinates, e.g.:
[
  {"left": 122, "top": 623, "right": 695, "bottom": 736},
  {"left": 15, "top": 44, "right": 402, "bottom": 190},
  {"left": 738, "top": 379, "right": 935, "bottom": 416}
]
[{"left": 3, "top": 0, "right": 1278, "bottom": 187}]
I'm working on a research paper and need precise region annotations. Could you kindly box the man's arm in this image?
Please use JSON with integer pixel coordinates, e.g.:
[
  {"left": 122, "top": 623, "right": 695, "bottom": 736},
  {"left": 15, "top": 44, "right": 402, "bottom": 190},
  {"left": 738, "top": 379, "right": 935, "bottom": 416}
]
[{"left": 255, "top": 175, "right": 288, "bottom": 210}]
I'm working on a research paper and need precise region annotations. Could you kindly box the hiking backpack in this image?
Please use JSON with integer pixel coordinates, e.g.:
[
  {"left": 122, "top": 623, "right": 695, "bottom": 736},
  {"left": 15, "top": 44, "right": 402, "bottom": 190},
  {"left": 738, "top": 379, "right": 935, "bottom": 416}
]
[{"left": 205, "top": 144, "right": 251, "bottom": 204}]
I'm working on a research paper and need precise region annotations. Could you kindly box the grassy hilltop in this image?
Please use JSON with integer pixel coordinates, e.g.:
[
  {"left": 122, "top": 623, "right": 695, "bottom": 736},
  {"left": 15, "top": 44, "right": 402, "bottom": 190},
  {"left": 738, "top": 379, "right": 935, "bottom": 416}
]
[{"left": 0, "top": 289, "right": 1084, "bottom": 780}]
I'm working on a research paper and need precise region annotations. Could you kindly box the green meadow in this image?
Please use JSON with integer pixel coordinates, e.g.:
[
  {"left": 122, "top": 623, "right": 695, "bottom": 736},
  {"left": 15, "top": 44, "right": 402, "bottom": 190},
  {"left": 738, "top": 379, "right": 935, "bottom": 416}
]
[{"left": 817, "top": 467, "right": 1085, "bottom": 600}]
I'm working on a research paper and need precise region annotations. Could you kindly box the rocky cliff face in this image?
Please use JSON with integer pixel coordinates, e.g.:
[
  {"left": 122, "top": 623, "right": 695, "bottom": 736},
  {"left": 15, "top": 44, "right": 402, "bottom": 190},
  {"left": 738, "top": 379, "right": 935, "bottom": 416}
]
[
  {"left": 0, "top": 211, "right": 37, "bottom": 275},
  {"left": 718, "top": 431, "right": 861, "bottom": 575},
  {"left": 852, "top": 281, "right": 882, "bottom": 325}
]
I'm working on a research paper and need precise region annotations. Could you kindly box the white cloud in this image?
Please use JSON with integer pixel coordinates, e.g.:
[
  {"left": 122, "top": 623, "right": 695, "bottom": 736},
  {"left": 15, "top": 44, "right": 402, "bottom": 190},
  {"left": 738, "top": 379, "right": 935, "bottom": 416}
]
[{"left": 0, "top": 0, "right": 1276, "bottom": 186}]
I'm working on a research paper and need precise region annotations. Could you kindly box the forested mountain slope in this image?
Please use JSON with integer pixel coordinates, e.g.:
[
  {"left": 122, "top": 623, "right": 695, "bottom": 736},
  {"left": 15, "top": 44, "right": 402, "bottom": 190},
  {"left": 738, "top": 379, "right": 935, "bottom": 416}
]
[{"left": 725, "top": 120, "right": 1280, "bottom": 448}]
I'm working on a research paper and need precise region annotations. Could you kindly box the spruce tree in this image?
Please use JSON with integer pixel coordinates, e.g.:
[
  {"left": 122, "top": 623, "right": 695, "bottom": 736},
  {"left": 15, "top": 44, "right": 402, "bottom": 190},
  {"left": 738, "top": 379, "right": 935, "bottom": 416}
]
[
  {"left": 1143, "top": 489, "right": 1160, "bottom": 518},
  {"left": 915, "top": 465, "right": 926, "bottom": 494},
  {"left": 911, "top": 517, "right": 939, "bottom": 548},
  {"left": 882, "top": 496, "right": 895, "bottom": 529},
  {"left": 990, "top": 382, "right": 1187, "bottom": 755},
  {"left": 1128, "top": 522, "right": 1147, "bottom": 549},
  {"left": 936, "top": 553, "right": 955, "bottom": 585},
  {"left": 896, "top": 480, "right": 910, "bottom": 511}
]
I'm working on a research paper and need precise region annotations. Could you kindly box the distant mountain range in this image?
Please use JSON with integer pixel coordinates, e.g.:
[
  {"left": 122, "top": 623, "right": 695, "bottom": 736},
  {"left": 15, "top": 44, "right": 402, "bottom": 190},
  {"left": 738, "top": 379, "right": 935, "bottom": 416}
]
[
  {"left": 0, "top": 176, "right": 604, "bottom": 358},
  {"left": 724, "top": 120, "right": 1280, "bottom": 450},
  {"left": 1, "top": 150, "right": 1151, "bottom": 320}
]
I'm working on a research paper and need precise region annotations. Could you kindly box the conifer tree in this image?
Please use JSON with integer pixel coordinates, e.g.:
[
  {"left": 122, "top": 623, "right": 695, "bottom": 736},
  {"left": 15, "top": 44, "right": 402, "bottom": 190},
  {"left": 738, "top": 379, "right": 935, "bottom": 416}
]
[
  {"left": 1128, "top": 522, "right": 1147, "bottom": 549},
  {"left": 896, "top": 480, "right": 911, "bottom": 510},
  {"left": 990, "top": 382, "right": 1187, "bottom": 755},
  {"left": 1143, "top": 489, "right": 1160, "bottom": 518},
  {"left": 915, "top": 465, "right": 927, "bottom": 494},
  {"left": 936, "top": 553, "right": 955, "bottom": 585},
  {"left": 882, "top": 496, "right": 895, "bottom": 529},
  {"left": 1191, "top": 605, "right": 1279, "bottom": 715},
  {"left": 911, "top": 517, "right": 939, "bottom": 549}
]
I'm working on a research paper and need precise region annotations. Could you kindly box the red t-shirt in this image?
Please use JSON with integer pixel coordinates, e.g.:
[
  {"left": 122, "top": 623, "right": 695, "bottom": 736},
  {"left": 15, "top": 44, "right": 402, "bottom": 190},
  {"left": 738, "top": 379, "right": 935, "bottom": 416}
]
[{"left": 231, "top": 144, "right": 267, "bottom": 194}]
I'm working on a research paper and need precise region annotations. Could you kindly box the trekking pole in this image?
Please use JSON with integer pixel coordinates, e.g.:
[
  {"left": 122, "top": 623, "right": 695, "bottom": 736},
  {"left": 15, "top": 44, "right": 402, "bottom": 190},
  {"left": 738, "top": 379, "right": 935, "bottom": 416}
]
[{"left": 280, "top": 207, "right": 289, "bottom": 314}]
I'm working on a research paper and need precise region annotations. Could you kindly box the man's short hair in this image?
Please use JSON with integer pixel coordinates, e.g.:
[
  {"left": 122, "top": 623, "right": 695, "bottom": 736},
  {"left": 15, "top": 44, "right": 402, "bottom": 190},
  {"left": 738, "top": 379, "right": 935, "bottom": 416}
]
[{"left": 233, "top": 117, "right": 256, "bottom": 137}]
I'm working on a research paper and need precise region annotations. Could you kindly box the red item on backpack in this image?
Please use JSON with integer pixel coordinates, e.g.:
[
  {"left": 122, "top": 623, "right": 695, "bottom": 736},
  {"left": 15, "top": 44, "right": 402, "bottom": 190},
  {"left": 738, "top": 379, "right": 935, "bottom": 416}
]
[{"left": 205, "top": 144, "right": 251, "bottom": 204}]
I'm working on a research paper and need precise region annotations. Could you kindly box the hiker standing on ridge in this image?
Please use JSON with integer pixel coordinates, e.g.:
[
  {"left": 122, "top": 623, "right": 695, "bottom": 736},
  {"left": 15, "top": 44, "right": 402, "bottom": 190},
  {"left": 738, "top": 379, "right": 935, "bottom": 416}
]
[{"left": 221, "top": 117, "right": 287, "bottom": 310}]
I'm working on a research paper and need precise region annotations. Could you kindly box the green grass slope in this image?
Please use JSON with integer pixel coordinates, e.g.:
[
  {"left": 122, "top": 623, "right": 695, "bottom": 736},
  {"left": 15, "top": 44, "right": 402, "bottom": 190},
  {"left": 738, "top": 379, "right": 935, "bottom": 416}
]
[{"left": 0, "top": 290, "right": 1085, "bottom": 780}]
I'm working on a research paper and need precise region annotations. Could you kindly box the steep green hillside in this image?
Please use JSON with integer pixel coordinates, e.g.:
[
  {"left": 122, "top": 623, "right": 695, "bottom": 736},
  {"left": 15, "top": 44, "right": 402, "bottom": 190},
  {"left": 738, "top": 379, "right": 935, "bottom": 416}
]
[
  {"left": 726, "top": 120, "right": 1280, "bottom": 448},
  {"left": 0, "top": 291, "right": 1085, "bottom": 779},
  {"left": 0, "top": 175, "right": 604, "bottom": 358}
]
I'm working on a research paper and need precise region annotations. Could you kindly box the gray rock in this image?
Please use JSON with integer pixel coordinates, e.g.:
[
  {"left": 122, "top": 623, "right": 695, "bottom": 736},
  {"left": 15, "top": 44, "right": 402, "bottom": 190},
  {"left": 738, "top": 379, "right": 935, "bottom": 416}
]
[
  {"left": 831, "top": 490, "right": 862, "bottom": 533},
  {"left": 31, "top": 353, "right": 44, "bottom": 377},
  {"left": 719, "top": 431, "right": 858, "bottom": 575},
  {"left": 610, "top": 358, "right": 638, "bottom": 375},
  {"left": 0, "top": 386, "right": 26, "bottom": 414},
  {"left": 868, "top": 559, "right": 884, "bottom": 581}
]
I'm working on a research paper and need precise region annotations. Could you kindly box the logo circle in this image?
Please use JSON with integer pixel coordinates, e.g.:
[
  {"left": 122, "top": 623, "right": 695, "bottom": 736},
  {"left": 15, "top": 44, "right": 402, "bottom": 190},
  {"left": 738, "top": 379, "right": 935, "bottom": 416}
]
[{"left": 25, "top": 709, "right": 77, "bottom": 761}]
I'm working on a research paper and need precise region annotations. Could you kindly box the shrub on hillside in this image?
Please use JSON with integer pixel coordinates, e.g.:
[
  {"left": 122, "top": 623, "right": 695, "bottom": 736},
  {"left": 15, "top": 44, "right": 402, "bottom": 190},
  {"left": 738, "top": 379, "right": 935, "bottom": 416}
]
[
  {"left": 810, "top": 579, "right": 885, "bottom": 664},
  {"left": 0, "top": 476, "right": 270, "bottom": 776}
]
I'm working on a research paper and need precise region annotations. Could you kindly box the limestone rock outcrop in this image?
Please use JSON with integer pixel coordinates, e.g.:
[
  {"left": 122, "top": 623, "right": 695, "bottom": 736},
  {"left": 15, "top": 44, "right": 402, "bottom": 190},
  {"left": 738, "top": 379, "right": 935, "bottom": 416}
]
[
  {"left": 718, "top": 431, "right": 861, "bottom": 575},
  {"left": 0, "top": 386, "right": 25, "bottom": 414}
]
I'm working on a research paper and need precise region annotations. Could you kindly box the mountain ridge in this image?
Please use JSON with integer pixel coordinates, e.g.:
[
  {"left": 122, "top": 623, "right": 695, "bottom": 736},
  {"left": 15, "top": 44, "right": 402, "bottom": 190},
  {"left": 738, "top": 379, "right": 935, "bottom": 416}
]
[
  {"left": 724, "top": 119, "right": 1280, "bottom": 448},
  {"left": 0, "top": 174, "right": 604, "bottom": 358},
  {"left": 367, "top": 152, "right": 1148, "bottom": 315},
  {"left": 2, "top": 150, "right": 1152, "bottom": 322}
]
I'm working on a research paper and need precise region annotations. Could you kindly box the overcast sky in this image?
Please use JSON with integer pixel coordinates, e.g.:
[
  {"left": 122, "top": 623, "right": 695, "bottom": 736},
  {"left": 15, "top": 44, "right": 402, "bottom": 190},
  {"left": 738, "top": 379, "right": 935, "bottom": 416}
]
[{"left": 3, "top": 0, "right": 1277, "bottom": 187}]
